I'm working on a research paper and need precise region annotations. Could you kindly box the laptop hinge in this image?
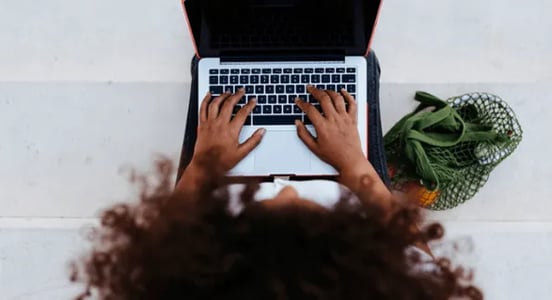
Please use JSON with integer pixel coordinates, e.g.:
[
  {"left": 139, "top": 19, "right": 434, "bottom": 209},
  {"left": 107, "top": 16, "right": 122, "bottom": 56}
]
[{"left": 220, "top": 50, "right": 345, "bottom": 63}]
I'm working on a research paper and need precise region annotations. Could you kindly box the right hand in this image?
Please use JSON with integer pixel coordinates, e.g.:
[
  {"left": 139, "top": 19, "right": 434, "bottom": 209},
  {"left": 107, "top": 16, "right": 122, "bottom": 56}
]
[{"left": 295, "top": 85, "right": 367, "bottom": 173}]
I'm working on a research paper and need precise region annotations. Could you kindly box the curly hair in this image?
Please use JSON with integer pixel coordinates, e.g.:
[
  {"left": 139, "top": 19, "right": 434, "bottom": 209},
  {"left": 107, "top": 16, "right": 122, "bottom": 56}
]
[{"left": 71, "top": 159, "right": 482, "bottom": 300}]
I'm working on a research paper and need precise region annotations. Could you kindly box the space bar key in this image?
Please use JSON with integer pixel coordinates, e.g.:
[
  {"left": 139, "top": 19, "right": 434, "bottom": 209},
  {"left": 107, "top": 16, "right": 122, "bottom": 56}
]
[{"left": 253, "top": 115, "right": 302, "bottom": 125}]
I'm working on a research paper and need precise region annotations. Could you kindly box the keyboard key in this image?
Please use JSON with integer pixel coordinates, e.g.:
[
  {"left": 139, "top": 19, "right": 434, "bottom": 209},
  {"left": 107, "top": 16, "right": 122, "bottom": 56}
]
[
  {"left": 337, "top": 84, "right": 346, "bottom": 91},
  {"left": 241, "top": 69, "right": 250, "bottom": 74},
  {"left": 230, "top": 75, "right": 238, "bottom": 84},
  {"left": 253, "top": 105, "right": 262, "bottom": 114},
  {"left": 235, "top": 85, "right": 244, "bottom": 91},
  {"left": 271, "top": 75, "right": 279, "bottom": 84},
  {"left": 284, "top": 105, "right": 293, "bottom": 114},
  {"left": 325, "top": 68, "right": 335, "bottom": 73},
  {"left": 239, "top": 96, "right": 246, "bottom": 104},
  {"left": 210, "top": 86, "right": 223, "bottom": 94},
  {"left": 291, "top": 75, "right": 300, "bottom": 83},
  {"left": 263, "top": 105, "right": 272, "bottom": 114},
  {"left": 209, "top": 76, "right": 218, "bottom": 84},
  {"left": 243, "top": 116, "right": 252, "bottom": 125},
  {"left": 245, "top": 85, "right": 254, "bottom": 94},
  {"left": 261, "top": 75, "right": 269, "bottom": 84},
  {"left": 288, "top": 95, "right": 298, "bottom": 103},
  {"left": 337, "top": 68, "right": 345, "bottom": 73},
  {"left": 276, "top": 85, "right": 285, "bottom": 93},
  {"left": 293, "top": 68, "right": 303, "bottom": 73},
  {"left": 305, "top": 68, "right": 314, "bottom": 73},
  {"left": 231, "top": 69, "right": 240, "bottom": 74},
  {"left": 332, "top": 75, "right": 340, "bottom": 83},
  {"left": 299, "top": 94, "right": 308, "bottom": 101},
  {"left": 262, "top": 68, "right": 271, "bottom": 74},
  {"left": 346, "top": 68, "right": 356, "bottom": 73},
  {"left": 347, "top": 85, "right": 356, "bottom": 93},
  {"left": 252, "top": 68, "right": 261, "bottom": 74},
  {"left": 240, "top": 76, "right": 249, "bottom": 84},
  {"left": 255, "top": 85, "right": 264, "bottom": 94},
  {"left": 342, "top": 75, "right": 356, "bottom": 83},
  {"left": 281, "top": 75, "right": 290, "bottom": 84},
  {"left": 286, "top": 85, "right": 295, "bottom": 93},
  {"left": 224, "top": 86, "right": 234, "bottom": 93},
  {"left": 273, "top": 105, "right": 282, "bottom": 114},
  {"left": 258, "top": 95, "right": 267, "bottom": 104},
  {"left": 315, "top": 68, "right": 324, "bottom": 73},
  {"left": 294, "top": 105, "right": 302, "bottom": 114},
  {"left": 209, "top": 69, "right": 219, "bottom": 74},
  {"left": 327, "top": 84, "right": 336, "bottom": 91},
  {"left": 283, "top": 68, "right": 292, "bottom": 73},
  {"left": 278, "top": 95, "right": 287, "bottom": 103},
  {"left": 322, "top": 75, "right": 331, "bottom": 83},
  {"left": 296, "top": 85, "right": 305, "bottom": 93},
  {"left": 220, "top": 76, "right": 229, "bottom": 84},
  {"left": 253, "top": 115, "right": 301, "bottom": 125},
  {"left": 250, "top": 75, "right": 259, "bottom": 84},
  {"left": 220, "top": 69, "right": 229, "bottom": 74},
  {"left": 273, "top": 68, "right": 282, "bottom": 74},
  {"left": 266, "top": 85, "right": 274, "bottom": 93},
  {"left": 232, "top": 105, "right": 242, "bottom": 114},
  {"left": 301, "top": 75, "right": 309, "bottom": 83},
  {"left": 268, "top": 95, "right": 277, "bottom": 104},
  {"left": 311, "top": 75, "right": 320, "bottom": 83},
  {"left": 316, "top": 84, "right": 325, "bottom": 90},
  {"left": 308, "top": 95, "right": 316, "bottom": 103}
]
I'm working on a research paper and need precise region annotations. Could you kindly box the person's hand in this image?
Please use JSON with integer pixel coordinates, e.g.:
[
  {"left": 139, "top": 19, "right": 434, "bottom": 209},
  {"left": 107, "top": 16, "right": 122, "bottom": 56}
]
[
  {"left": 190, "top": 89, "right": 265, "bottom": 172},
  {"left": 294, "top": 85, "right": 366, "bottom": 173}
]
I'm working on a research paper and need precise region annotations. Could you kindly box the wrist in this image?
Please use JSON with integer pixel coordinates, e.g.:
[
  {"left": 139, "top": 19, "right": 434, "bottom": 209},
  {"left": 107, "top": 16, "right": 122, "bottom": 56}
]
[{"left": 175, "top": 159, "right": 210, "bottom": 193}]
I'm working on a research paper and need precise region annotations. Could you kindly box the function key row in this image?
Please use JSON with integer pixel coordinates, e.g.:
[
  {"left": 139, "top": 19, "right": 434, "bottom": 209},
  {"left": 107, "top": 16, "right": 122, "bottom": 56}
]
[{"left": 209, "top": 67, "right": 356, "bottom": 75}]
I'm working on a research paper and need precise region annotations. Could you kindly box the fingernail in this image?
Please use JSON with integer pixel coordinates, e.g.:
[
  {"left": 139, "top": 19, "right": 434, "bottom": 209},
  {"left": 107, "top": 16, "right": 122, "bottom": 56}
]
[
  {"left": 239, "top": 88, "right": 245, "bottom": 92},
  {"left": 294, "top": 120, "right": 301, "bottom": 126},
  {"left": 306, "top": 84, "right": 313, "bottom": 90},
  {"left": 341, "top": 88, "right": 346, "bottom": 92},
  {"left": 259, "top": 128, "right": 266, "bottom": 136}
]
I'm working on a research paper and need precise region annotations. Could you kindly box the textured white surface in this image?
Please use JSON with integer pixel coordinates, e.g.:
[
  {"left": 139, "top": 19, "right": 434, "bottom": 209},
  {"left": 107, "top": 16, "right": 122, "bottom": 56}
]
[{"left": 1, "top": 0, "right": 551, "bottom": 298}]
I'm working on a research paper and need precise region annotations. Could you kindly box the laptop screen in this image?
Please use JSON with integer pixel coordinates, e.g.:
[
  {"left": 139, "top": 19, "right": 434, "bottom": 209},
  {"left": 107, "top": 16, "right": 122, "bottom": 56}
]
[{"left": 184, "top": 0, "right": 381, "bottom": 57}]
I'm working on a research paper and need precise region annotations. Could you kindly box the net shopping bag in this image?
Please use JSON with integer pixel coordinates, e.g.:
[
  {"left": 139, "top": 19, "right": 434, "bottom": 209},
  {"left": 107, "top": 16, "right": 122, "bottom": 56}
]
[{"left": 384, "top": 91, "right": 522, "bottom": 210}]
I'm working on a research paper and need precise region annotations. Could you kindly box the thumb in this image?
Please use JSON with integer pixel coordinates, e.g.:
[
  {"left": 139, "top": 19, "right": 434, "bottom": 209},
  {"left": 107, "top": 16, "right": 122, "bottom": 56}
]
[{"left": 238, "top": 128, "right": 266, "bottom": 158}]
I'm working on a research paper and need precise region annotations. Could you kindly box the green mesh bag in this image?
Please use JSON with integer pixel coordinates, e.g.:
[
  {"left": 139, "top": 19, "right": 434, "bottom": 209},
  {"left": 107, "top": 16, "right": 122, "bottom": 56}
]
[{"left": 384, "top": 91, "right": 523, "bottom": 210}]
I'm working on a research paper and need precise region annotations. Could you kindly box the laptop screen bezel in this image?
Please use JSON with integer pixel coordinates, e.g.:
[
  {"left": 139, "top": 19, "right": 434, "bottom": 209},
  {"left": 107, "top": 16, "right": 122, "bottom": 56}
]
[{"left": 182, "top": 0, "right": 382, "bottom": 58}]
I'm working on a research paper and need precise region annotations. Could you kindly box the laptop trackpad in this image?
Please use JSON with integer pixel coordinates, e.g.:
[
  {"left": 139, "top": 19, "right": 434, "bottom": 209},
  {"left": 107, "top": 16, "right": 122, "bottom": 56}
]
[{"left": 254, "top": 130, "right": 311, "bottom": 174}]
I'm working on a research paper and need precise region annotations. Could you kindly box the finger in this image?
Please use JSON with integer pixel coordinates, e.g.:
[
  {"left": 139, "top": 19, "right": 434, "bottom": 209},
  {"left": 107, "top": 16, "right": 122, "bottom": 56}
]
[
  {"left": 295, "top": 98, "right": 324, "bottom": 126},
  {"left": 295, "top": 120, "right": 318, "bottom": 153},
  {"left": 232, "top": 97, "right": 256, "bottom": 126},
  {"left": 208, "top": 92, "right": 232, "bottom": 119},
  {"left": 238, "top": 128, "right": 266, "bottom": 158},
  {"left": 326, "top": 89, "right": 347, "bottom": 114},
  {"left": 219, "top": 88, "right": 245, "bottom": 121},
  {"left": 199, "top": 92, "right": 211, "bottom": 123},
  {"left": 307, "top": 85, "right": 337, "bottom": 116},
  {"left": 341, "top": 89, "right": 357, "bottom": 119}
]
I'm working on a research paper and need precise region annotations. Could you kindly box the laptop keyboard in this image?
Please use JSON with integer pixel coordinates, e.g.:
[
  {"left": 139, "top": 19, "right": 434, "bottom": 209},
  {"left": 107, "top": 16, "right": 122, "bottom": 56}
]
[{"left": 208, "top": 67, "right": 357, "bottom": 125}]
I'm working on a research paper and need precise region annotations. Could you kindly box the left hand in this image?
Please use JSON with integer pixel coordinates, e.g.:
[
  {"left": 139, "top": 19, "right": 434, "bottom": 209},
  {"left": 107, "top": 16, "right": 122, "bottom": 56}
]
[{"left": 190, "top": 89, "right": 266, "bottom": 172}]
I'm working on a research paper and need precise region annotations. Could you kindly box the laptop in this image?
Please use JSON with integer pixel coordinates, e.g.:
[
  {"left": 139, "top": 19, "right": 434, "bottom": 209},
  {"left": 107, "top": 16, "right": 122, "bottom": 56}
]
[{"left": 182, "top": 0, "right": 382, "bottom": 177}]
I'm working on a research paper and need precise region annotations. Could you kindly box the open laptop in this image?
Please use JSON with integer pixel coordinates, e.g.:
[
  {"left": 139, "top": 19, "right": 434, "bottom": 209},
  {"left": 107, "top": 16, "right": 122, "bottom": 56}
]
[{"left": 183, "top": 0, "right": 382, "bottom": 177}]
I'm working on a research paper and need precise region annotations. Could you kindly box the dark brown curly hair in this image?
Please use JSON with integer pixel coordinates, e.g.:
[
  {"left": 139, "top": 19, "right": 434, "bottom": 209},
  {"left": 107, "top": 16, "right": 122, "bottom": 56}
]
[{"left": 71, "top": 159, "right": 482, "bottom": 300}]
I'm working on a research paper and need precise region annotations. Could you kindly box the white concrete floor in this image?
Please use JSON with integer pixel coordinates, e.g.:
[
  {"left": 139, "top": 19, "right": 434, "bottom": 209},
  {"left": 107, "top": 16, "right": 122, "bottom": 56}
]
[{"left": 1, "top": 0, "right": 551, "bottom": 299}]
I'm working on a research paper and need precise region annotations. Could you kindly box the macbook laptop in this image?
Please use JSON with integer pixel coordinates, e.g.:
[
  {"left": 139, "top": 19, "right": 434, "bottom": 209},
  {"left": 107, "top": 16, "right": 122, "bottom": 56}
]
[{"left": 182, "top": 0, "right": 382, "bottom": 177}]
